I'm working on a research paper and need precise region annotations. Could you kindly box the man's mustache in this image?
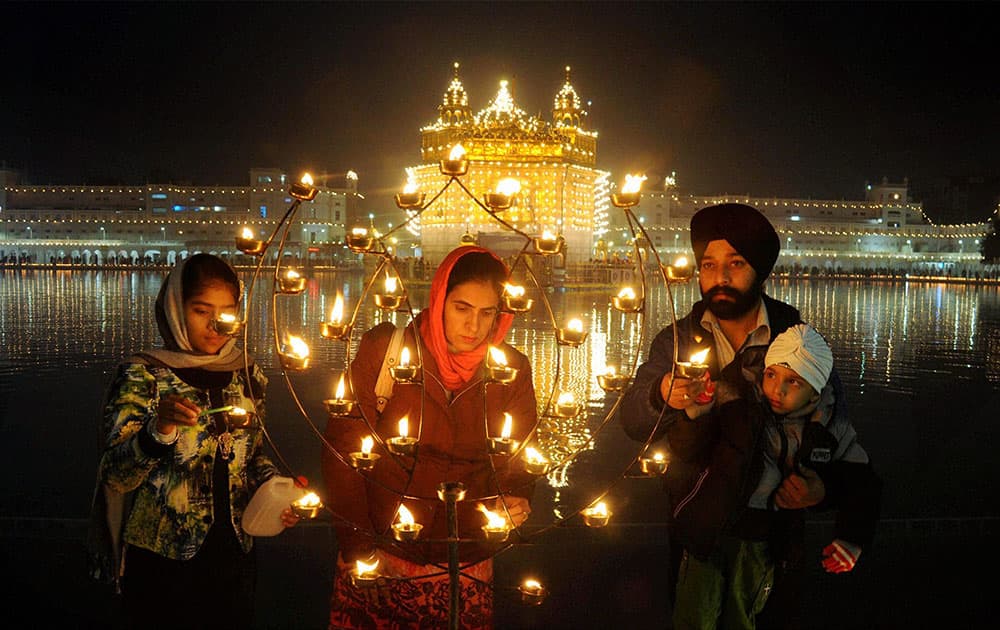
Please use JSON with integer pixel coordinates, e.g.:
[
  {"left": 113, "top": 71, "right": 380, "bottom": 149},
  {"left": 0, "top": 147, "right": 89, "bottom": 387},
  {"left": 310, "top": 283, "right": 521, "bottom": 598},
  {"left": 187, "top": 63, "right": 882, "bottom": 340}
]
[{"left": 704, "top": 286, "right": 742, "bottom": 300}]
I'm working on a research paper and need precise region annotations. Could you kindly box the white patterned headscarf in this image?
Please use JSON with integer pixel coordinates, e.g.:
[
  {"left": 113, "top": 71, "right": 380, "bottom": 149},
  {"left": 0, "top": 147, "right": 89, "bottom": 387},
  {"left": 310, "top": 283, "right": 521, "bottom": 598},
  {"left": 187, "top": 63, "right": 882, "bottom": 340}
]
[{"left": 138, "top": 255, "right": 248, "bottom": 371}]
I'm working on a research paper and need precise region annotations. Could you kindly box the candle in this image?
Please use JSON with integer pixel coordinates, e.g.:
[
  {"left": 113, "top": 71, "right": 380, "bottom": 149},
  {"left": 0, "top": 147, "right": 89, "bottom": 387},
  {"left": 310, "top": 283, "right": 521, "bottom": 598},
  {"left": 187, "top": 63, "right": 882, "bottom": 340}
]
[
  {"left": 596, "top": 365, "right": 631, "bottom": 392},
  {"left": 488, "top": 412, "right": 519, "bottom": 455},
  {"left": 664, "top": 255, "right": 693, "bottom": 282},
  {"left": 235, "top": 226, "right": 265, "bottom": 255},
  {"left": 277, "top": 268, "right": 306, "bottom": 294},
  {"left": 279, "top": 335, "right": 310, "bottom": 371},
  {"left": 611, "top": 173, "right": 646, "bottom": 208},
  {"left": 523, "top": 446, "right": 550, "bottom": 475},
  {"left": 486, "top": 346, "right": 517, "bottom": 384},
  {"left": 611, "top": 286, "right": 642, "bottom": 313},
  {"left": 349, "top": 435, "right": 380, "bottom": 470},
  {"left": 533, "top": 229, "right": 565, "bottom": 255},
  {"left": 478, "top": 504, "right": 511, "bottom": 542},
  {"left": 440, "top": 143, "right": 469, "bottom": 176},
  {"left": 676, "top": 348, "right": 710, "bottom": 379},
  {"left": 346, "top": 227, "right": 374, "bottom": 253},
  {"left": 320, "top": 292, "right": 352, "bottom": 339},
  {"left": 212, "top": 311, "right": 243, "bottom": 336},
  {"left": 289, "top": 172, "right": 318, "bottom": 201},
  {"left": 519, "top": 578, "right": 547, "bottom": 605},
  {"left": 553, "top": 391, "right": 580, "bottom": 418},
  {"left": 556, "top": 317, "right": 588, "bottom": 346},
  {"left": 375, "top": 272, "right": 404, "bottom": 310},
  {"left": 392, "top": 504, "right": 424, "bottom": 541},
  {"left": 386, "top": 416, "right": 418, "bottom": 456},
  {"left": 502, "top": 282, "right": 533, "bottom": 312},
  {"left": 582, "top": 501, "right": 611, "bottom": 528},
  {"left": 291, "top": 491, "right": 324, "bottom": 519},
  {"left": 323, "top": 374, "right": 355, "bottom": 415},
  {"left": 351, "top": 558, "right": 380, "bottom": 588},
  {"left": 639, "top": 451, "right": 669, "bottom": 475},
  {"left": 390, "top": 346, "right": 419, "bottom": 382}
]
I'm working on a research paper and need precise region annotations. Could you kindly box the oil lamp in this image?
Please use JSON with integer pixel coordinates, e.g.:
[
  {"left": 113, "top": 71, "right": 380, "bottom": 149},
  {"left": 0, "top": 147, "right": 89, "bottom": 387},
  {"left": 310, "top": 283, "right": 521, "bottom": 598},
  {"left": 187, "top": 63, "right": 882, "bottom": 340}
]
[
  {"left": 436, "top": 481, "right": 467, "bottom": 503},
  {"left": 582, "top": 501, "right": 611, "bottom": 528},
  {"left": 552, "top": 391, "right": 580, "bottom": 418},
  {"left": 522, "top": 446, "right": 550, "bottom": 475},
  {"left": 289, "top": 172, "right": 318, "bottom": 201},
  {"left": 639, "top": 451, "right": 669, "bottom": 475},
  {"left": 394, "top": 169, "right": 425, "bottom": 209},
  {"left": 439, "top": 143, "right": 469, "bottom": 176},
  {"left": 235, "top": 226, "right": 265, "bottom": 255},
  {"left": 486, "top": 346, "right": 517, "bottom": 384},
  {"left": 224, "top": 405, "right": 252, "bottom": 429},
  {"left": 478, "top": 504, "right": 511, "bottom": 542},
  {"left": 533, "top": 229, "right": 565, "bottom": 255},
  {"left": 484, "top": 178, "right": 520, "bottom": 211},
  {"left": 212, "top": 311, "right": 243, "bottom": 336},
  {"left": 390, "top": 346, "right": 420, "bottom": 382},
  {"left": 488, "top": 412, "right": 518, "bottom": 455},
  {"left": 277, "top": 268, "right": 307, "bottom": 294},
  {"left": 346, "top": 227, "right": 375, "bottom": 253},
  {"left": 392, "top": 504, "right": 423, "bottom": 541},
  {"left": 556, "top": 317, "right": 587, "bottom": 347},
  {"left": 596, "top": 365, "right": 630, "bottom": 392},
  {"left": 349, "top": 435, "right": 380, "bottom": 470},
  {"left": 501, "top": 283, "right": 533, "bottom": 312},
  {"left": 519, "top": 578, "right": 547, "bottom": 605},
  {"left": 610, "top": 173, "right": 646, "bottom": 208},
  {"left": 323, "top": 374, "right": 355, "bottom": 416},
  {"left": 320, "top": 292, "right": 351, "bottom": 339},
  {"left": 663, "top": 255, "right": 694, "bottom": 283},
  {"left": 611, "top": 286, "right": 643, "bottom": 313},
  {"left": 374, "top": 272, "right": 404, "bottom": 310},
  {"left": 279, "top": 335, "right": 310, "bottom": 371},
  {"left": 676, "top": 348, "right": 710, "bottom": 379},
  {"left": 291, "top": 491, "right": 323, "bottom": 519},
  {"left": 386, "top": 416, "right": 418, "bottom": 456},
  {"left": 351, "top": 557, "right": 380, "bottom": 588}
]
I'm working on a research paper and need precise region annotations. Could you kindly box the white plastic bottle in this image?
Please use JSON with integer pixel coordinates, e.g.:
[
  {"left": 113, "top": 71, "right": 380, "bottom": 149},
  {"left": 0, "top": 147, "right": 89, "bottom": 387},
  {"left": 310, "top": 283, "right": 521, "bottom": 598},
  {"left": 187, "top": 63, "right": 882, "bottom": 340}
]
[{"left": 241, "top": 476, "right": 302, "bottom": 536}]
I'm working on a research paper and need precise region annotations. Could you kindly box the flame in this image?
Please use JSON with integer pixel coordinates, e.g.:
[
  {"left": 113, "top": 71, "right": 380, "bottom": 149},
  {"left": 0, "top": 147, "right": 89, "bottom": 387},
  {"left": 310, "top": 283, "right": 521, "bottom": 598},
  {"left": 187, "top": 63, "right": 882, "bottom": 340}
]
[
  {"left": 652, "top": 452, "right": 666, "bottom": 463},
  {"left": 621, "top": 173, "right": 647, "bottom": 194},
  {"left": 449, "top": 144, "right": 466, "bottom": 161},
  {"left": 399, "top": 347, "right": 410, "bottom": 367},
  {"left": 501, "top": 412, "right": 513, "bottom": 439},
  {"left": 403, "top": 168, "right": 418, "bottom": 194},
  {"left": 351, "top": 227, "right": 368, "bottom": 236},
  {"left": 525, "top": 446, "right": 548, "bottom": 465},
  {"left": 673, "top": 255, "right": 689, "bottom": 268},
  {"left": 477, "top": 504, "right": 508, "bottom": 529},
  {"left": 496, "top": 178, "right": 521, "bottom": 196},
  {"left": 398, "top": 416, "right": 409, "bottom": 438},
  {"left": 295, "top": 491, "right": 321, "bottom": 507},
  {"left": 557, "top": 391, "right": 575, "bottom": 406},
  {"left": 330, "top": 293, "right": 344, "bottom": 324},
  {"left": 586, "top": 501, "right": 608, "bottom": 517},
  {"left": 489, "top": 346, "right": 508, "bottom": 367},
  {"left": 228, "top": 406, "right": 247, "bottom": 417},
  {"left": 361, "top": 435, "right": 374, "bottom": 455},
  {"left": 287, "top": 335, "right": 309, "bottom": 358},
  {"left": 396, "top": 504, "right": 415, "bottom": 526},
  {"left": 603, "top": 365, "right": 617, "bottom": 376},
  {"left": 300, "top": 173, "right": 314, "bottom": 186},
  {"left": 334, "top": 374, "right": 346, "bottom": 400},
  {"left": 541, "top": 229, "right": 557, "bottom": 241},
  {"left": 355, "top": 558, "right": 379, "bottom": 576},
  {"left": 384, "top": 272, "right": 398, "bottom": 294},
  {"left": 617, "top": 286, "right": 636, "bottom": 300},
  {"left": 218, "top": 312, "right": 237, "bottom": 324},
  {"left": 689, "top": 348, "right": 710, "bottom": 365},
  {"left": 241, "top": 226, "right": 254, "bottom": 239},
  {"left": 504, "top": 283, "right": 525, "bottom": 298},
  {"left": 285, "top": 269, "right": 300, "bottom": 280},
  {"left": 522, "top": 578, "right": 543, "bottom": 592},
  {"left": 567, "top": 318, "right": 584, "bottom": 333}
]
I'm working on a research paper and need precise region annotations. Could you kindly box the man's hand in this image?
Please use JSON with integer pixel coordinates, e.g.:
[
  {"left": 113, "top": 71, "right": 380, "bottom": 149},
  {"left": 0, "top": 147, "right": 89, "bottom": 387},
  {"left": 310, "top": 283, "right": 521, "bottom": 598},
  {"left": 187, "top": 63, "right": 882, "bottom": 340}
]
[
  {"left": 822, "top": 539, "right": 861, "bottom": 573},
  {"left": 774, "top": 466, "right": 825, "bottom": 509},
  {"left": 494, "top": 495, "right": 531, "bottom": 528},
  {"left": 662, "top": 374, "right": 715, "bottom": 415}
]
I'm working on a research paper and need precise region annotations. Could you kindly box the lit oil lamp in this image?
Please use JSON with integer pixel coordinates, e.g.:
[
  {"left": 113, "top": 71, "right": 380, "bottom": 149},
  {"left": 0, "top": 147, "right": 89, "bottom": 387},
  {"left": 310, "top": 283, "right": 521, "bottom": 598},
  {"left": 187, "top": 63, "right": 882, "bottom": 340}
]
[
  {"left": 478, "top": 504, "right": 511, "bottom": 542},
  {"left": 374, "top": 272, "right": 404, "bottom": 310},
  {"left": 522, "top": 446, "right": 550, "bottom": 475},
  {"left": 392, "top": 504, "right": 423, "bottom": 541},
  {"left": 346, "top": 227, "right": 375, "bottom": 253},
  {"left": 488, "top": 412, "right": 519, "bottom": 455},
  {"left": 320, "top": 292, "right": 352, "bottom": 340},
  {"left": 610, "top": 173, "right": 647, "bottom": 208},
  {"left": 552, "top": 391, "right": 581, "bottom": 418},
  {"left": 555, "top": 317, "right": 587, "bottom": 347},
  {"left": 675, "top": 348, "right": 711, "bottom": 379},
  {"left": 349, "top": 435, "right": 380, "bottom": 470},
  {"left": 639, "top": 451, "right": 669, "bottom": 475},
  {"left": 663, "top": 255, "right": 694, "bottom": 283},
  {"left": 277, "top": 268, "right": 307, "bottom": 294},
  {"left": 486, "top": 346, "right": 517, "bottom": 384},
  {"left": 289, "top": 172, "right": 318, "bottom": 201},
  {"left": 390, "top": 346, "right": 420, "bottom": 382},
  {"left": 279, "top": 335, "right": 310, "bottom": 371},
  {"left": 439, "top": 143, "right": 469, "bottom": 176},
  {"left": 519, "top": 578, "right": 547, "bottom": 605},
  {"left": 351, "top": 557, "right": 380, "bottom": 588},
  {"left": 611, "top": 286, "right": 643, "bottom": 313},
  {"left": 394, "top": 169, "right": 425, "bottom": 209},
  {"left": 212, "top": 311, "right": 243, "bottom": 336},
  {"left": 291, "top": 491, "right": 324, "bottom": 519},
  {"left": 484, "top": 178, "right": 521, "bottom": 211},
  {"left": 386, "top": 416, "right": 418, "bottom": 456},
  {"left": 596, "top": 365, "right": 630, "bottom": 392},
  {"left": 323, "top": 374, "right": 355, "bottom": 416},
  {"left": 224, "top": 405, "right": 252, "bottom": 429},
  {"left": 235, "top": 226, "right": 265, "bottom": 255},
  {"left": 436, "top": 481, "right": 467, "bottom": 503},
  {"left": 501, "top": 282, "right": 533, "bottom": 313},
  {"left": 533, "top": 229, "right": 565, "bottom": 255},
  {"left": 582, "top": 501, "right": 611, "bottom": 528}
]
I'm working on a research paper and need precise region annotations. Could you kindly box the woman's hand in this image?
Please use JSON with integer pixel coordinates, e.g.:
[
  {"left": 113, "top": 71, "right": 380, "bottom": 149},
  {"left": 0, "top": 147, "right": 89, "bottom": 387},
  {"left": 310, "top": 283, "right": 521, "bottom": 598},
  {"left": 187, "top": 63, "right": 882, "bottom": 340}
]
[
  {"left": 155, "top": 394, "right": 200, "bottom": 434},
  {"left": 494, "top": 495, "right": 531, "bottom": 528},
  {"left": 280, "top": 507, "right": 301, "bottom": 529}
]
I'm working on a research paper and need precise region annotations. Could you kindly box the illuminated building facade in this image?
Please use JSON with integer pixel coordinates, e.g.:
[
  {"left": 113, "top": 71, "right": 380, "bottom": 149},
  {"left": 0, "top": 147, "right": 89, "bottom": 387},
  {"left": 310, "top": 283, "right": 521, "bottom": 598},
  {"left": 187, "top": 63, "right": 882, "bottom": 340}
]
[{"left": 408, "top": 64, "right": 610, "bottom": 265}]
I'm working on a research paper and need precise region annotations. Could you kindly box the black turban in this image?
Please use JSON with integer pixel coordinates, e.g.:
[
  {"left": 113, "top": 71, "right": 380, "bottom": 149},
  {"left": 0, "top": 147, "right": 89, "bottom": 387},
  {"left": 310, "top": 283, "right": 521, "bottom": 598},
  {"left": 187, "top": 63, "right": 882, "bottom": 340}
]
[{"left": 690, "top": 203, "right": 780, "bottom": 280}]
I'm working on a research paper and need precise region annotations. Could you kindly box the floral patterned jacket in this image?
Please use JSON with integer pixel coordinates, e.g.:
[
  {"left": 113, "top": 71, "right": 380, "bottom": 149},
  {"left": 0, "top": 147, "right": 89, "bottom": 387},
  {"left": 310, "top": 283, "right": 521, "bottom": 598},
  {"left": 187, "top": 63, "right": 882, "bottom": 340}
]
[{"left": 98, "top": 360, "right": 279, "bottom": 561}]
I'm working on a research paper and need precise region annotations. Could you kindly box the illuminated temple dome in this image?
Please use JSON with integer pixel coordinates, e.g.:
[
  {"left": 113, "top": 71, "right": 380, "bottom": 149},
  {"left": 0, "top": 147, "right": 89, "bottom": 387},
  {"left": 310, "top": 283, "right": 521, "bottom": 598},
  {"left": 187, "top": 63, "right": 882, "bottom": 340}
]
[{"left": 412, "top": 63, "right": 610, "bottom": 265}]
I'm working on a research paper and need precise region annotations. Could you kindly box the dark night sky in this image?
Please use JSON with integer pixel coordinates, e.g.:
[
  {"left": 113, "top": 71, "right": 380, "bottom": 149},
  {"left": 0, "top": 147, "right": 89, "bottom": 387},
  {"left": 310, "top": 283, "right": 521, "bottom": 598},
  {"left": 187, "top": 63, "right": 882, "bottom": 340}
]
[{"left": 2, "top": 1, "right": 997, "bottom": 220}]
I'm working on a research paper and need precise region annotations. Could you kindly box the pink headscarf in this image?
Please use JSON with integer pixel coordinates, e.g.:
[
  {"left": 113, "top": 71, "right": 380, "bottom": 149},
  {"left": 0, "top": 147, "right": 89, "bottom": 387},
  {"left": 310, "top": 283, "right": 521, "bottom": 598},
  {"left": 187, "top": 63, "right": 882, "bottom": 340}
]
[{"left": 418, "top": 246, "right": 514, "bottom": 391}]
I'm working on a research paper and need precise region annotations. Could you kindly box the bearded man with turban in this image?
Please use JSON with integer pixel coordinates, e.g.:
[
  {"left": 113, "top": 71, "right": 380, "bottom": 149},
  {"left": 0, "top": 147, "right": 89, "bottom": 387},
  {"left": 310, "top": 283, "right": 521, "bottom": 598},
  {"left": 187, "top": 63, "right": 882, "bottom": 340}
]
[{"left": 619, "top": 203, "right": 879, "bottom": 630}]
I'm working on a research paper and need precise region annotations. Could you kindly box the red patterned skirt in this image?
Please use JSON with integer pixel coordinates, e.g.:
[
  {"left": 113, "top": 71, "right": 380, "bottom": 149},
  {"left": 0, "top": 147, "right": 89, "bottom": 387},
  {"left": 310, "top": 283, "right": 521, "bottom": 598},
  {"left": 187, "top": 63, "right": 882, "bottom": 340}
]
[{"left": 328, "top": 552, "right": 494, "bottom": 629}]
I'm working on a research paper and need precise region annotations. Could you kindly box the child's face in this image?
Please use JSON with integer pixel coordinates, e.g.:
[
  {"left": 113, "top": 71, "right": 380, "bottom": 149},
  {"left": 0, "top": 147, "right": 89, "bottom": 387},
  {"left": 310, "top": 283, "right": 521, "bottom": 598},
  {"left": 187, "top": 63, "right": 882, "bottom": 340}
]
[
  {"left": 184, "top": 281, "right": 238, "bottom": 355},
  {"left": 762, "top": 364, "right": 819, "bottom": 415}
]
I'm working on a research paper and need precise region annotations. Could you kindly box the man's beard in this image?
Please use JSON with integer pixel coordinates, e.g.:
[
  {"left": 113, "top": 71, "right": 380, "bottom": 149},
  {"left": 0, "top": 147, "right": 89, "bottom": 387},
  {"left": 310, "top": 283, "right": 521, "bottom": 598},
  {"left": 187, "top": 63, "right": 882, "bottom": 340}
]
[{"left": 702, "top": 282, "right": 763, "bottom": 320}]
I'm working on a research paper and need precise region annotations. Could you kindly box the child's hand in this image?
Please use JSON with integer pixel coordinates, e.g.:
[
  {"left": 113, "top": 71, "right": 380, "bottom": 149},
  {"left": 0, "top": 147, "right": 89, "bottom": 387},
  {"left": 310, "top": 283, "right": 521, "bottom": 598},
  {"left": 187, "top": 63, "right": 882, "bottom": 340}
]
[
  {"left": 822, "top": 539, "right": 861, "bottom": 573},
  {"left": 774, "top": 466, "right": 825, "bottom": 509}
]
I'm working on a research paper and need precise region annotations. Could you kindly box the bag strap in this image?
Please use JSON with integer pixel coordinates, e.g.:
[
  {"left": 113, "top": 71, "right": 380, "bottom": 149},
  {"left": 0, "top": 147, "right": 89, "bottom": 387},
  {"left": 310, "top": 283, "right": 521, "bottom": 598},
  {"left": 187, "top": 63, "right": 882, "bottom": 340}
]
[{"left": 375, "top": 326, "right": 405, "bottom": 412}]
